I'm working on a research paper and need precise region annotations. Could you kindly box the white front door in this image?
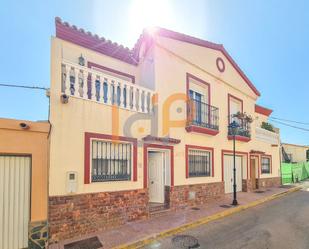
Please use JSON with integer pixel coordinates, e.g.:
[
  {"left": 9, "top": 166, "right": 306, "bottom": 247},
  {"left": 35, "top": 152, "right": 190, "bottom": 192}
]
[
  {"left": 148, "top": 152, "right": 164, "bottom": 203},
  {"left": 224, "top": 155, "right": 242, "bottom": 193},
  {"left": 0, "top": 156, "right": 31, "bottom": 249}
]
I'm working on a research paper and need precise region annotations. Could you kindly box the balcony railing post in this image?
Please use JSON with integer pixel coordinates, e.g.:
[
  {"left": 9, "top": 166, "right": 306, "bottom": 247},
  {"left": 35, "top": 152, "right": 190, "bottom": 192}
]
[
  {"left": 82, "top": 70, "right": 88, "bottom": 98},
  {"left": 91, "top": 73, "right": 96, "bottom": 101},
  {"left": 132, "top": 87, "right": 137, "bottom": 111},
  {"left": 107, "top": 79, "right": 112, "bottom": 105},
  {"left": 144, "top": 91, "right": 148, "bottom": 113},
  {"left": 148, "top": 92, "right": 153, "bottom": 113},
  {"left": 123, "top": 84, "right": 127, "bottom": 109},
  {"left": 119, "top": 82, "right": 124, "bottom": 108},
  {"left": 137, "top": 89, "right": 142, "bottom": 112}
]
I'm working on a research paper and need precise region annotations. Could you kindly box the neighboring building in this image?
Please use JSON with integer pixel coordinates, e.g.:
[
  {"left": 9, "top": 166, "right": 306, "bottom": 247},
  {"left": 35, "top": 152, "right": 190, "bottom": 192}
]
[
  {"left": 282, "top": 143, "right": 309, "bottom": 163},
  {"left": 0, "top": 118, "right": 50, "bottom": 249},
  {"left": 49, "top": 17, "right": 281, "bottom": 242}
]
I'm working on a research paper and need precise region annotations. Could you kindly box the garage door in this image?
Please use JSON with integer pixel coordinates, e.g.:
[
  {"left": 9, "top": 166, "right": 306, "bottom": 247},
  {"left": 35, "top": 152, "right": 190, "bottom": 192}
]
[
  {"left": 0, "top": 156, "right": 31, "bottom": 249},
  {"left": 224, "top": 155, "right": 242, "bottom": 193}
]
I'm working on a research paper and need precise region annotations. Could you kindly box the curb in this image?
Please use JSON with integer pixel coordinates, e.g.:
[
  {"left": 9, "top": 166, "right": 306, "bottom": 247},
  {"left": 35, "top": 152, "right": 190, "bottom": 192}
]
[{"left": 114, "top": 186, "right": 301, "bottom": 249}]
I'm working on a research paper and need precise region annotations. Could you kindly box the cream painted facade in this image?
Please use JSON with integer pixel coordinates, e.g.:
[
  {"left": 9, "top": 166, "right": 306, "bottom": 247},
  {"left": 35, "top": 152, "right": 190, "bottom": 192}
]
[
  {"left": 49, "top": 20, "right": 281, "bottom": 197},
  {"left": 282, "top": 143, "right": 309, "bottom": 163}
]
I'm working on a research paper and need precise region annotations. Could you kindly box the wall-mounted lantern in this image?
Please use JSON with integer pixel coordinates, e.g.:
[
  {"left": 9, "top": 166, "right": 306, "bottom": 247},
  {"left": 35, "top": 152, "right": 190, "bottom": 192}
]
[{"left": 78, "top": 54, "right": 85, "bottom": 66}]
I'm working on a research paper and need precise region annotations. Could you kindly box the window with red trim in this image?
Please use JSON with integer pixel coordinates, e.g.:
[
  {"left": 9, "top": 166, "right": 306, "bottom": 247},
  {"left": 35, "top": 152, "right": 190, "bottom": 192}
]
[
  {"left": 187, "top": 148, "right": 213, "bottom": 177},
  {"left": 91, "top": 139, "right": 133, "bottom": 182},
  {"left": 84, "top": 132, "right": 137, "bottom": 184},
  {"left": 261, "top": 156, "right": 271, "bottom": 174}
]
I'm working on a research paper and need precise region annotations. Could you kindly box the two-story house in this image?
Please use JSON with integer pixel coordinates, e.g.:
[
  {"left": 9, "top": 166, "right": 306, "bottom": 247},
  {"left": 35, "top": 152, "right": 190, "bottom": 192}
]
[{"left": 49, "top": 18, "right": 281, "bottom": 242}]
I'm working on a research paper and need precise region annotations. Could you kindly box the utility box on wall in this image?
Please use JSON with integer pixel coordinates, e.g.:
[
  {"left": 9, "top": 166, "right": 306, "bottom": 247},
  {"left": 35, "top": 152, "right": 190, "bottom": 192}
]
[{"left": 66, "top": 171, "right": 78, "bottom": 193}]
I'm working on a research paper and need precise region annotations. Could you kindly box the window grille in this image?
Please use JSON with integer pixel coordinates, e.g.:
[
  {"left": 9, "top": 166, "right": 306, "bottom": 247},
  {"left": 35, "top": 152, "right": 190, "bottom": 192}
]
[
  {"left": 188, "top": 149, "right": 212, "bottom": 177},
  {"left": 261, "top": 157, "right": 271, "bottom": 174},
  {"left": 91, "top": 140, "right": 132, "bottom": 182}
]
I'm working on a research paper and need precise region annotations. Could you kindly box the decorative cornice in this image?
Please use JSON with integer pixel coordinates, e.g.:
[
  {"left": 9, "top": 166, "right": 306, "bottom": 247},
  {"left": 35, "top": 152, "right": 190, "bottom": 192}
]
[
  {"left": 142, "top": 135, "right": 181, "bottom": 144},
  {"left": 250, "top": 150, "right": 265, "bottom": 154}
]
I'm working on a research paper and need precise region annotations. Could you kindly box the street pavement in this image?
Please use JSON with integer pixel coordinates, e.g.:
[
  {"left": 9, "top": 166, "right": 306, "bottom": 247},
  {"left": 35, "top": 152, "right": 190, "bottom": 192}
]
[{"left": 143, "top": 184, "right": 309, "bottom": 249}]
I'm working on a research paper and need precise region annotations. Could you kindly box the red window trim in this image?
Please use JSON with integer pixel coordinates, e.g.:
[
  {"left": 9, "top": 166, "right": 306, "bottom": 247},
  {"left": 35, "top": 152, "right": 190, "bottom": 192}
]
[
  {"left": 261, "top": 154, "right": 272, "bottom": 174},
  {"left": 186, "top": 73, "right": 216, "bottom": 135},
  {"left": 186, "top": 73, "right": 211, "bottom": 105},
  {"left": 84, "top": 132, "right": 138, "bottom": 184},
  {"left": 185, "top": 145, "right": 214, "bottom": 178},
  {"left": 143, "top": 143, "right": 174, "bottom": 188},
  {"left": 227, "top": 93, "right": 244, "bottom": 124},
  {"left": 87, "top": 61, "right": 136, "bottom": 83},
  {"left": 221, "top": 150, "right": 249, "bottom": 182}
]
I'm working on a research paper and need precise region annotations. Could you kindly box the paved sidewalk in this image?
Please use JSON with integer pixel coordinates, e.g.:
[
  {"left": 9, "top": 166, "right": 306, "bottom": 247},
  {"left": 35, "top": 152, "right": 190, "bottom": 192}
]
[{"left": 49, "top": 186, "right": 293, "bottom": 249}]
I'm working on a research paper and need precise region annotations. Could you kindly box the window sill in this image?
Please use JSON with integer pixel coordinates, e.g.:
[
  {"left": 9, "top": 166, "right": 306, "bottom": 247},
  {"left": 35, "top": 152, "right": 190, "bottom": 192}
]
[
  {"left": 186, "top": 125, "right": 219, "bottom": 136},
  {"left": 227, "top": 135, "right": 251, "bottom": 142},
  {"left": 188, "top": 175, "right": 213, "bottom": 178}
]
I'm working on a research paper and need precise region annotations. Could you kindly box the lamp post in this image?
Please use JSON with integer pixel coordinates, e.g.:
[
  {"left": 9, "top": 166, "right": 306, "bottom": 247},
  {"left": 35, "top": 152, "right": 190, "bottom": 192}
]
[{"left": 229, "top": 120, "right": 239, "bottom": 206}]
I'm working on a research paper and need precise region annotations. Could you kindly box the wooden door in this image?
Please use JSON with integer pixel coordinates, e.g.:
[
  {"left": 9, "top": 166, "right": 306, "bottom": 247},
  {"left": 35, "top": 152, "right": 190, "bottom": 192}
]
[{"left": 250, "top": 158, "right": 257, "bottom": 190}]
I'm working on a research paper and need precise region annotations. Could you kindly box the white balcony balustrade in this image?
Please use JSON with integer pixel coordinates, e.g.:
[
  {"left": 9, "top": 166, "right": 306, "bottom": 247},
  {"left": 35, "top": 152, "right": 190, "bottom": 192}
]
[
  {"left": 61, "top": 60, "right": 154, "bottom": 113},
  {"left": 255, "top": 126, "right": 280, "bottom": 145}
]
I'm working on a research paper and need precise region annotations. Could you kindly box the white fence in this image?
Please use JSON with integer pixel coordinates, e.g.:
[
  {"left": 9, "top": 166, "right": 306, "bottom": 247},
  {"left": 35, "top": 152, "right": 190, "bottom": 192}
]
[
  {"left": 255, "top": 126, "right": 280, "bottom": 145},
  {"left": 61, "top": 60, "right": 155, "bottom": 113}
]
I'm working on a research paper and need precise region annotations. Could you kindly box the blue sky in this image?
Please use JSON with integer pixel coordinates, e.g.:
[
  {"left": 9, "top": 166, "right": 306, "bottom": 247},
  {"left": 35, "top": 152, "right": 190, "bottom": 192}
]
[{"left": 0, "top": 0, "right": 308, "bottom": 145}]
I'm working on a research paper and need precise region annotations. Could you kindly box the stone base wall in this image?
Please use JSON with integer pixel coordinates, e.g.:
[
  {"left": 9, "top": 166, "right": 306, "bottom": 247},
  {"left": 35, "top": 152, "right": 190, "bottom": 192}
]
[
  {"left": 29, "top": 220, "right": 48, "bottom": 249},
  {"left": 242, "top": 179, "right": 253, "bottom": 192},
  {"left": 168, "top": 182, "right": 224, "bottom": 210},
  {"left": 49, "top": 189, "right": 148, "bottom": 243},
  {"left": 257, "top": 177, "right": 281, "bottom": 188},
  {"left": 164, "top": 186, "right": 171, "bottom": 208}
]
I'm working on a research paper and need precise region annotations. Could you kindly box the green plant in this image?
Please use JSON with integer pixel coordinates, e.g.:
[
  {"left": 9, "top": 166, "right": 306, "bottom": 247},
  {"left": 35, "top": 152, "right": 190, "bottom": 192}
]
[
  {"left": 232, "top": 112, "right": 253, "bottom": 123},
  {"left": 261, "top": 122, "right": 274, "bottom": 132}
]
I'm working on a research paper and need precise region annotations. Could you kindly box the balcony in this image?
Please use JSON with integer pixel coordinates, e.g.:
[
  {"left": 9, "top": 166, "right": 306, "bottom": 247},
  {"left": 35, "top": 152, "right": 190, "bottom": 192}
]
[
  {"left": 186, "top": 98, "right": 219, "bottom": 135},
  {"left": 255, "top": 126, "right": 280, "bottom": 145},
  {"left": 61, "top": 60, "right": 155, "bottom": 113},
  {"left": 228, "top": 114, "right": 251, "bottom": 142}
]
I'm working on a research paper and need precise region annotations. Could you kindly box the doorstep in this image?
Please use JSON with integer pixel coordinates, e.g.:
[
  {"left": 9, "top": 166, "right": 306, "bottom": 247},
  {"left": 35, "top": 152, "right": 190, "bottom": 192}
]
[{"left": 48, "top": 186, "right": 298, "bottom": 249}]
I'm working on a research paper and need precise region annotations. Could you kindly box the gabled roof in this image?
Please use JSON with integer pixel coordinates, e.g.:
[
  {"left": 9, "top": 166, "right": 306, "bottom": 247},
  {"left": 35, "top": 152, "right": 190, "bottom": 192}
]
[
  {"left": 55, "top": 17, "right": 138, "bottom": 65},
  {"left": 144, "top": 27, "right": 261, "bottom": 96},
  {"left": 55, "top": 18, "right": 260, "bottom": 96}
]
